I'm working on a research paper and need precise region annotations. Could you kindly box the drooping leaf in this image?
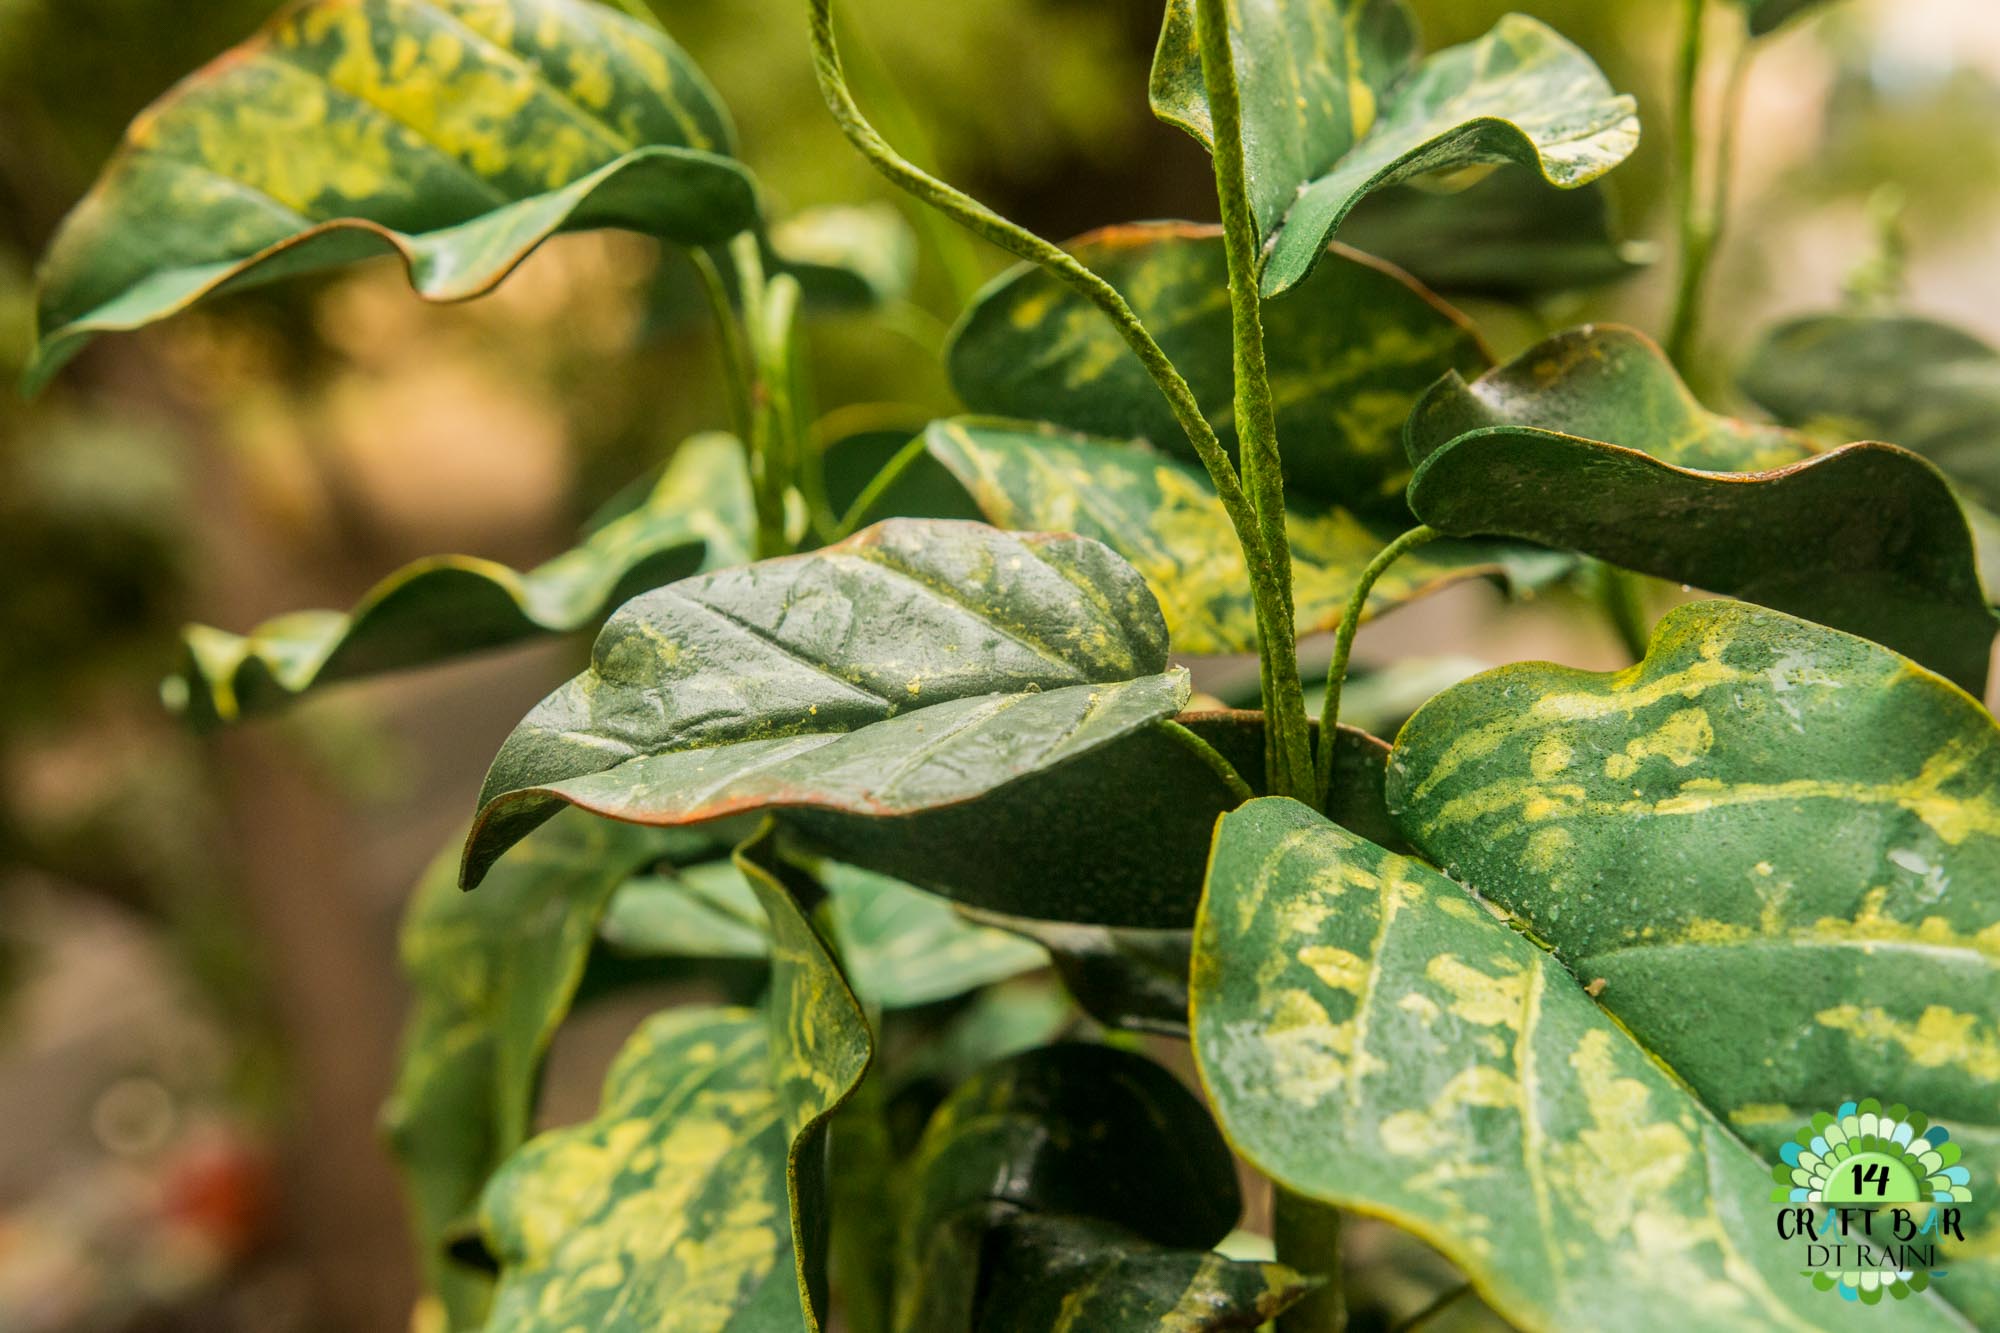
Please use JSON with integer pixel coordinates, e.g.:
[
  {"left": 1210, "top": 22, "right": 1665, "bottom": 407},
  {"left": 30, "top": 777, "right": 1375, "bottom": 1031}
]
[
  {"left": 383, "top": 811, "right": 679, "bottom": 1330},
  {"left": 1405, "top": 325, "right": 1996, "bottom": 693},
  {"left": 1193, "top": 797, "right": 1971, "bottom": 1332},
  {"left": 170, "top": 432, "right": 754, "bottom": 726},
  {"left": 29, "top": 0, "right": 757, "bottom": 389},
  {"left": 917, "top": 418, "right": 1570, "bottom": 656},
  {"left": 1149, "top": 5, "right": 1639, "bottom": 297},
  {"left": 1740, "top": 312, "right": 2000, "bottom": 508},
  {"left": 460, "top": 518, "right": 1188, "bottom": 897},
  {"left": 1385, "top": 600, "right": 2000, "bottom": 1323},
  {"left": 947, "top": 222, "right": 1489, "bottom": 507},
  {"left": 896, "top": 1043, "right": 1296, "bottom": 1332},
  {"left": 1338, "top": 171, "right": 1653, "bottom": 299}
]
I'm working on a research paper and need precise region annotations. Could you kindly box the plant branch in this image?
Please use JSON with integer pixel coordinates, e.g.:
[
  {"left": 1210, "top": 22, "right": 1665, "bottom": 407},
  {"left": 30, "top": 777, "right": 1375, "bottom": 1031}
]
[
  {"left": 1159, "top": 720, "right": 1256, "bottom": 805},
  {"left": 1316, "top": 525, "right": 1440, "bottom": 804},
  {"left": 1664, "top": 0, "right": 1713, "bottom": 368},
  {"left": 1273, "top": 1187, "right": 1345, "bottom": 1333}
]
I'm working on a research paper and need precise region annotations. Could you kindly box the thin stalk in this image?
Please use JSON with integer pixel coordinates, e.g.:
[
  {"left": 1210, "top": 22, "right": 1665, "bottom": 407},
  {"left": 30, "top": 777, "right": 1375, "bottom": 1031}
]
[
  {"left": 1315, "top": 525, "right": 1440, "bottom": 804},
  {"left": 1274, "top": 1187, "right": 1345, "bottom": 1333},
  {"left": 1193, "top": 0, "right": 1312, "bottom": 799},
  {"left": 690, "top": 247, "right": 754, "bottom": 447},
  {"left": 804, "top": 0, "right": 1282, "bottom": 627},
  {"left": 732, "top": 234, "right": 793, "bottom": 557},
  {"left": 1160, "top": 721, "right": 1257, "bottom": 805},
  {"left": 835, "top": 433, "right": 929, "bottom": 538},
  {"left": 1389, "top": 1284, "right": 1472, "bottom": 1333},
  {"left": 1664, "top": 0, "right": 1712, "bottom": 367},
  {"left": 1591, "top": 561, "right": 1653, "bottom": 662}
]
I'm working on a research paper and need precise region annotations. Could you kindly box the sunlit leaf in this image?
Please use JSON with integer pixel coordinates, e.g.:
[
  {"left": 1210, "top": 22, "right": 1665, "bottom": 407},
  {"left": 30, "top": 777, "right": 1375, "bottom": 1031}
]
[
  {"left": 460, "top": 519, "right": 1214, "bottom": 926},
  {"left": 947, "top": 222, "right": 1489, "bottom": 507},
  {"left": 1149, "top": 4, "right": 1638, "bottom": 297},
  {"left": 30, "top": 0, "right": 757, "bottom": 389},
  {"left": 1193, "top": 797, "right": 1970, "bottom": 1332},
  {"left": 895, "top": 1043, "right": 1297, "bottom": 1332},
  {"left": 383, "top": 811, "right": 678, "bottom": 1330},
  {"left": 169, "top": 432, "right": 754, "bottom": 726},
  {"left": 1385, "top": 600, "right": 2000, "bottom": 1324},
  {"left": 1406, "top": 325, "right": 1996, "bottom": 692},
  {"left": 919, "top": 418, "right": 1569, "bottom": 656}
]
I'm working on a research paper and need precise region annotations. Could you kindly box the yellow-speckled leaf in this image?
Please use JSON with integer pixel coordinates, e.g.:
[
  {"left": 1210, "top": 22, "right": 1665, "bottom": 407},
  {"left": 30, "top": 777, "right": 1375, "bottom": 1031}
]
[
  {"left": 918, "top": 418, "right": 1571, "bottom": 656},
  {"left": 170, "top": 432, "right": 753, "bottom": 727},
  {"left": 1386, "top": 600, "right": 2000, "bottom": 1325},
  {"left": 1193, "top": 797, "right": 1972, "bottom": 1331},
  {"left": 30, "top": 0, "right": 756, "bottom": 388},
  {"left": 1149, "top": 3, "right": 1638, "bottom": 297}
]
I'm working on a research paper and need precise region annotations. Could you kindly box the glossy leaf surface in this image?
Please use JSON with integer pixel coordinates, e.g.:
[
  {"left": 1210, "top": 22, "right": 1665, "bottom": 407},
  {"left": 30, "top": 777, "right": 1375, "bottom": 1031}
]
[
  {"left": 921, "top": 419, "right": 1569, "bottom": 656},
  {"left": 1386, "top": 600, "right": 2000, "bottom": 1322},
  {"left": 31, "top": 0, "right": 756, "bottom": 388},
  {"left": 171, "top": 433, "right": 754, "bottom": 726},
  {"left": 1741, "top": 312, "right": 2000, "bottom": 508},
  {"left": 947, "top": 223, "right": 1488, "bottom": 507},
  {"left": 1149, "top": 4, "right": 1638, "bottom": 296},
  {"left": 1406, "top": 326, "right": 1996, "bottom": 692},
  {"left": 1193, "top": 798, "right": 1969, "bottom": 1332},
  {"left": 384, "top": 812, "right": 678, "bottom": 1330},
  {"left": 461, "top": 518, "right": 1186, "bottom": 892}
]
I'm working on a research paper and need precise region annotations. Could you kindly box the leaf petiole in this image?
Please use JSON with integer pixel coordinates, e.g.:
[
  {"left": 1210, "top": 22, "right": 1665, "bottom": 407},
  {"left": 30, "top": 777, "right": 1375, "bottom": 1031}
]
[{"left": 1315, "top": 524, "right": 1440, "bottom": 804}]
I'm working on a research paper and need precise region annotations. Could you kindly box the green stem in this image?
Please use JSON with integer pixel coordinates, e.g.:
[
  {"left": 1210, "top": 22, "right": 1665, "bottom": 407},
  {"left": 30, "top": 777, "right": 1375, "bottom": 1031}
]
[
  {"left": 1590, "top": 561, "right": 1653, "bottom": 662},
  {"left": 834, "top": 432, "right": 929, "bottom": 538},
  {"left": 1274, "top": 1187, "right": 1345, "bottom": 1333},
  {"left": 1159, "top": 720, "right": 1256, "bottom": 805},
  {"left": 1664, "top": 0, "right": 1712, "bottom": 368},
  {"left": 1315, "top": 525, "right": 1439, "bottom": 804},
  {"left": 804, "top": 0, "right": 1283, "bottom": 622},
  {"left": 732, "top": 234, "right": 796, "bottom": 557},
  {"left": 1193, "top": 0, "right": 1312, "bottom": 800},
  {"left": 690, "top": 247, "right": 754, "bottom": 447},
  {"left": 1389, "top": 1284, "right": 1471, "bottom": 1333}
]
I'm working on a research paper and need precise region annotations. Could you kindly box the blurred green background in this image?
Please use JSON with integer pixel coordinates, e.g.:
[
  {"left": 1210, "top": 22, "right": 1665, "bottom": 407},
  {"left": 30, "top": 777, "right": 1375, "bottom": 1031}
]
[{"left": 0, "top": 0, "right": 1991, "bottom": 1328}]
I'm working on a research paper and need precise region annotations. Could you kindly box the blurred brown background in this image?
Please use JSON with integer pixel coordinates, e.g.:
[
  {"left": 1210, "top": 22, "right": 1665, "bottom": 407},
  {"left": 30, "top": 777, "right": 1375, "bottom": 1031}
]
[{"left": 0, "top": 0, "right": 1993, "bottom": 1328}]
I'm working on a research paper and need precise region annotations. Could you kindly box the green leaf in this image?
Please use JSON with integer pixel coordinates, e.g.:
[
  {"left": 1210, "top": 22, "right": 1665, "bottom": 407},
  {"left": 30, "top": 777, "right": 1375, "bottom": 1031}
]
[
  {"left": 460, "top": 518, "right": 1187, "bottom": 896},
  {"left": 896, "top": 1043, "right": 1297, "bottom": 1332},
  {"left": 947, "top": 222, "right": 1489, "bottom": 508},
  {"left": 598, "top": 861, "right": 770, "bottom": 960},
  {"left": 1405, "top": 325, "right": 1996, "bottom": 693},
  {"left": 920, "top": 418, "right": 1570, "bottom": 656},
  {"left": 1149, "top": 5, "right": 1639, "bottom": 297},
  {"left": 1193, "top": 797, "right": 1971, "bottom": 1332},
  {"left": 770, "top": 204, "right": 918, "bottom": 311},
  {"left": 1384, "top": 599, "right": 2000, "bottom": 1325},
  {"left": 169, "top": 432, "right": 754, "bottom": 726},
  {"left": 29, "top": 0, "right": 757, "bottom": 389},
  {"left": 383, "top": 810, "right": 678, "bottom": 1330},
  {"left": 1740, "top": 312, "right": 2000, "bottom": 509},
  {"left": 1338, "top": 171, "right": 1653, "bottom": 299}
]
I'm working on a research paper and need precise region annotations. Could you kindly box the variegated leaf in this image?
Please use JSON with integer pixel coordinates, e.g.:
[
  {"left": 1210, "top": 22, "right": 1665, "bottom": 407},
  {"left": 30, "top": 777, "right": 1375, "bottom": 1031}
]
[
  {"left": 169, "top": 432, "right": 753, "bottom": 726},
  {"left": 1193, "top": 797, "right": 1971, "bottom": 1331},
  {"left": 1149, "top": 3, "right": 1638, "bottom": 297},
  {"left": 1406, "top": 325, "right": 1996, "bottom": 692},
  {"left": 1386, "top": 600, "right": 2000, "bottom": 1325}
]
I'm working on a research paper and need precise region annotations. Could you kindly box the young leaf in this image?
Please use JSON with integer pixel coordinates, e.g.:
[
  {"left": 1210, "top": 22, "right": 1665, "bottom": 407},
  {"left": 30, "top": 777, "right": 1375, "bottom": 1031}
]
[
  {"left": 1192, "top": 797, "right": 1970, "bottom": 1332},
  {"left": 947, "top": 222, "right": 1489, "bottom": 507},
  {"left": 895, "top": 1043, "right": 1296, "bottom": 1332},
  {"left": 30, "top": 0, "right": 755, "bottom": 389},
  {"left": 1337, "top": 172, "right": 1653, "bottom": 300},
  {"left": 1741, "top": 312, "right": 2000, "bottom": 508},
  {"left": 916, "top": 419, "right": 1569, "bottom": 656},
  {"left": 1406, "top": 325, "right": 1997, "bottom": 693},
  {"left": 1149, "top": 4, "right": 1638, "bottom": 297},
  {"left": 383, "top": 811, "right": 680, "bottom": 1330},
  {"left": 459, "top": 518, "right": 1187, "bottom": 894},
  {"left": 1385, "top": 600, "right": 2000, "bottom": 1323},
  {"left": 169, "top": 432, "right": 754, "bottom": 726}
]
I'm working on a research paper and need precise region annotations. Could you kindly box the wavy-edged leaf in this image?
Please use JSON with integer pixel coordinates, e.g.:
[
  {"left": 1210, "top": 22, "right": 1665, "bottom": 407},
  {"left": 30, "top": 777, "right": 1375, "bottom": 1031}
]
[
  {"left": 1339, "top": 172, "right": 1653, "bottom": 299},
  {"left": 1740, "top": 312, "right": 2000, "bottom": 507},
  {"left": 171, "top": 432, "right": 754, "bottom": 726},
  {"left": 896, "top": 1043, "right": 1295, "bottom": 1332},
  {"left": 31, "top": 0, "right": 757, "bottom": 389},
  {"left": 947, "top": 222, "right": 1489, "bottom": 507},
  {"left": 1149, "top": 5, "right": 1639, "bottom": 297},
  {"left": 1193, "top": 797, "right": 1971, "bottom": 1332},
  {"left": 1385, "top": 600, "right": 2000, "bottom": 1324},
  {"left": 383, "top": 811, "right": 678, "bottom": 1330},
  {"left": 918, "top": 419, "right": 1570, "bottom": 656},
  {"left": 460, "top": 517, "right": 1186, "bottom": 891},
  {"left": 1406, "top": 325, "right": 1996, "bottom": 692}
]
